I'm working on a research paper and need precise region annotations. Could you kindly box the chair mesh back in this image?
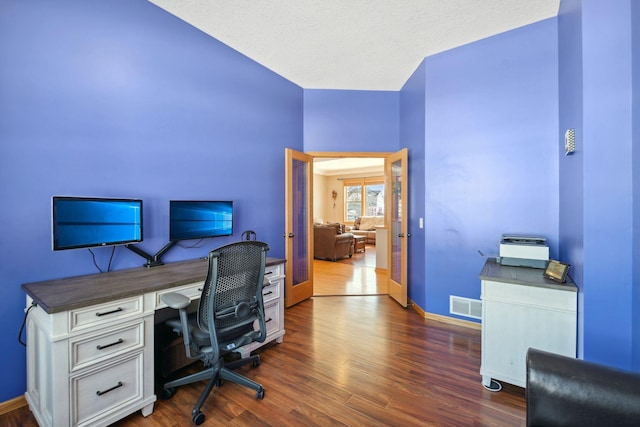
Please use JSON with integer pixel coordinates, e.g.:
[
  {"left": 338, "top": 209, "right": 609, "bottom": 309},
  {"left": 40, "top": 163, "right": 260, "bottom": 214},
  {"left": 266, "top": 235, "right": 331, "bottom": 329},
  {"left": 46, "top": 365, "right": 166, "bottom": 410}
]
[{"left": 198, "top": 241, "right": 267, "bottom": 337}]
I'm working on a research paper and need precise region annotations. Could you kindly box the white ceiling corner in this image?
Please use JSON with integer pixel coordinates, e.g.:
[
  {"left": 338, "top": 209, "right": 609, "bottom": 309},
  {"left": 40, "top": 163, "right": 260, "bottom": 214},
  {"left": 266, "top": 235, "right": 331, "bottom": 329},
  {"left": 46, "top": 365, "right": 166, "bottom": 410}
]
[{"left": 148, "top": 0, "right": 560, "bottom": 91}]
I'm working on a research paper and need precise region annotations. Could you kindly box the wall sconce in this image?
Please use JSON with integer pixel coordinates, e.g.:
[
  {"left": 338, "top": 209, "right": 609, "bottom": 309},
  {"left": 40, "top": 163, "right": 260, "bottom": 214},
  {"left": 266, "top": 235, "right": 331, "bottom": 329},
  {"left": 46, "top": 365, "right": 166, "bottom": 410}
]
[
  {"left": 331, "top": 190, "right": 337, "bottom": 208},
  {"left": 564, "top": 129, "right": 575, "bottom": 156}
]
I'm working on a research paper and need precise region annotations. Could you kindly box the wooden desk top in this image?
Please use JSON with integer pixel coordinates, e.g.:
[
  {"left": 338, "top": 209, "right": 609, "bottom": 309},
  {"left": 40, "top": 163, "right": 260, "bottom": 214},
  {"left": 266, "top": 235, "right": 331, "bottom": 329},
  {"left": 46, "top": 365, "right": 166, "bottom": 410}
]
[{"left": 22, "top": 257, "right": 285, "bottom": 314}]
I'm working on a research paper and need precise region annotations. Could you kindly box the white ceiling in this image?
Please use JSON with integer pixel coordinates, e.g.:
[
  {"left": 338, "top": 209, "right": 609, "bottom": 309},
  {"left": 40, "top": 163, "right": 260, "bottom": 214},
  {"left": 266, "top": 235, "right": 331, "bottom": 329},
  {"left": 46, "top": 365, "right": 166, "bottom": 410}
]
[
  {"left": 148, "top": 0, "right": 560, "bottom": 91},
  {"left": 314, "top": 157, "right": 384, "bottom": 176}
]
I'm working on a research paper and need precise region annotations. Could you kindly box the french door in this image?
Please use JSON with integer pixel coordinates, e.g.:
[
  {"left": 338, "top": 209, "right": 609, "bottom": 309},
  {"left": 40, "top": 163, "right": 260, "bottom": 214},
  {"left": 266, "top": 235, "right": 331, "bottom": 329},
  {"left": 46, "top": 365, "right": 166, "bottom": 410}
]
[
  {"left": 284, "top": 148, "right": 408, "bottom": 307},
  {"left": 386, "top": 148, "right": 408, "bottom": 307},
  {"left": 284, "top": 148, "right": 314, "bottom": 307}
]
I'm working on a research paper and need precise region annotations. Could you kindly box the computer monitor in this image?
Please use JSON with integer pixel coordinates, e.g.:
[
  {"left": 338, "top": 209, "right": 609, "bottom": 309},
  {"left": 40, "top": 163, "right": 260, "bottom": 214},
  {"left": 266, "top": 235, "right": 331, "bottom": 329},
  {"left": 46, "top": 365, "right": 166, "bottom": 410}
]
[
  {"left": 52, "top": 196, "right": 143, "bottom": 251},
  {"left": 169, "top": 200, "right": 233, "bottom": 241}
]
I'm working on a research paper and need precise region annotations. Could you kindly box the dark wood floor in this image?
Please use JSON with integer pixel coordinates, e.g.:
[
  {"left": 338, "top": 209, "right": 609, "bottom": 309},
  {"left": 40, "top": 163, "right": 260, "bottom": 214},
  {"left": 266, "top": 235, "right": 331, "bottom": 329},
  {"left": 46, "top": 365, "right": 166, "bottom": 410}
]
[{"left": 3, "top": 295, "right": 525, "bottom": 426}]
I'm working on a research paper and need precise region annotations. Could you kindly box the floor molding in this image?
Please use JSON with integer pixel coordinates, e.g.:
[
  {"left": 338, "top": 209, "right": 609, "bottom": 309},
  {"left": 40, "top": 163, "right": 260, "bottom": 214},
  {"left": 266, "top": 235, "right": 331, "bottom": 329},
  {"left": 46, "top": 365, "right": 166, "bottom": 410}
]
[
  {"left": 0, "top": 395, "right": 27, "bottom": 415},
  {"left": 409, "top": 299, "right": 481, "bottom": 330}
]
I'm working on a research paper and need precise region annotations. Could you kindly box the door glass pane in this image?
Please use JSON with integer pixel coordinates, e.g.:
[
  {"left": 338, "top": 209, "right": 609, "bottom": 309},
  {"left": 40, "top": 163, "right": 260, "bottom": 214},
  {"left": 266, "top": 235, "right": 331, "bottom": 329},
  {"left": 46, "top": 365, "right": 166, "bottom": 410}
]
[
  {"left": 292, "top": 159, "right": 308, "bottom": 286},
  {"left": 391, "top": 160, "right": 402, "bottom": 283}
]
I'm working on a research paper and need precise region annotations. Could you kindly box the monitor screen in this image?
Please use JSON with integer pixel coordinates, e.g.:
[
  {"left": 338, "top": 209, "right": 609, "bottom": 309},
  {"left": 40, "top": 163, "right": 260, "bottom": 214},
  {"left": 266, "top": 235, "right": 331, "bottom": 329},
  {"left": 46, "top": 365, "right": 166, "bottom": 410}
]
[
  {"left": 170, "top": 200, "right": 233, "bottom": 241},
  {"left": 52, "top": 196, "right": 143, "bottom": 251}
]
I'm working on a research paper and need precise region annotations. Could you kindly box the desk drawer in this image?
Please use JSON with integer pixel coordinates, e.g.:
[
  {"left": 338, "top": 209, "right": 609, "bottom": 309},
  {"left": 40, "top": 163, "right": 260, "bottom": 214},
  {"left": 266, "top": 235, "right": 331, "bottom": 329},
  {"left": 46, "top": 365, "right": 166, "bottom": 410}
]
[
  {"left": 69, "top": 297, "right": 144, "bottom": 333},
  {"left": 71, "top": 352, "right": 143, "bottom": 426},
  {"left": 155, "top": 282, "right": 204, "bottom": 309},
  {"left": 262, "top": 280, "right": 281, "bottom": 303},
  {"left": 262, "top": 300, "right": 281, "bottom": 339},
  {"left": 264, "top": 263, "right": 283, "bottom": 280},
  {"left": 70, "top": 320, "right": 145, "bottom": 371}
]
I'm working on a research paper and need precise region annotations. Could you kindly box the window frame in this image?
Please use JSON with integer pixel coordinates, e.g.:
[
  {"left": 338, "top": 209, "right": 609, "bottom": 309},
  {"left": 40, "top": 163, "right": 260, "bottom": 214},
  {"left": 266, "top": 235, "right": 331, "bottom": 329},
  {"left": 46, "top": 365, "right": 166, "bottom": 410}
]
[{"left": 343, "top": 177, "right": 385, "bottom": 224}]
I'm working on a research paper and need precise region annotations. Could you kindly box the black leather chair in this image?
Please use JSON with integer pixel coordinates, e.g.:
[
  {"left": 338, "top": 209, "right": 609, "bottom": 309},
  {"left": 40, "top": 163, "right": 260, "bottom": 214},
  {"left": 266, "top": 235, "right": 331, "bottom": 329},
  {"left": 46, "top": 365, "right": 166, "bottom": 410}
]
[
  {"left": 526, "top": 348, "right": 640, "bottom": 426},
  {"left": 161, "top": 241, "right": 269, "bottom": 425}
]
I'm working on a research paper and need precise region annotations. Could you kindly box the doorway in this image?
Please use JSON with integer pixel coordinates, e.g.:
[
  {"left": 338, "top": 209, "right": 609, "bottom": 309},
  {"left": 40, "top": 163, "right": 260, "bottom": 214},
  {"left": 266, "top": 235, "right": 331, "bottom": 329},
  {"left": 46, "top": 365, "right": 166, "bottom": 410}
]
[
  {"left": 311, "top": 154, "right": 386, "bottom": 296},
  {"left": 285, "top": 149, "right": 408, "bottom": 307}
]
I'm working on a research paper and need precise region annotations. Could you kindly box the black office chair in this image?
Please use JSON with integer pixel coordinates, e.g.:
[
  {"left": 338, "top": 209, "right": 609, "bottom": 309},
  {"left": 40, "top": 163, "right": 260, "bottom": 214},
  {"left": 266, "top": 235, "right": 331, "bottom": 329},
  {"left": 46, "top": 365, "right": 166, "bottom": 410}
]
[{"left": 160, "top": 241, "right": 269, "bottom": 425}]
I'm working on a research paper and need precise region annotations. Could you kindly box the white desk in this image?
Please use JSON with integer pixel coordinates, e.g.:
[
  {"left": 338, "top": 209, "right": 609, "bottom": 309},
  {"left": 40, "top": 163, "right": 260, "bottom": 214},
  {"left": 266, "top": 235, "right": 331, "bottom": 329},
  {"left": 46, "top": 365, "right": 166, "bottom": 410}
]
[
  {"left": 479, "top": 259, "right": 577, "bottom": 389},
  {"left": 22, "top": 257, "right": 285, "bottom": 427}
]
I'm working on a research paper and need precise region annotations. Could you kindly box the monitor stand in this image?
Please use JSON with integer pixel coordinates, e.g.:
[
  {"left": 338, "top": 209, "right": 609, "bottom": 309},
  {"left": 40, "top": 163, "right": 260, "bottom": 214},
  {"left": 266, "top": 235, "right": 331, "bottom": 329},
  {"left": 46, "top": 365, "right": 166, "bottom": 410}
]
[{"left": 125, "top": 241, "right": 176, "bottom": 268}]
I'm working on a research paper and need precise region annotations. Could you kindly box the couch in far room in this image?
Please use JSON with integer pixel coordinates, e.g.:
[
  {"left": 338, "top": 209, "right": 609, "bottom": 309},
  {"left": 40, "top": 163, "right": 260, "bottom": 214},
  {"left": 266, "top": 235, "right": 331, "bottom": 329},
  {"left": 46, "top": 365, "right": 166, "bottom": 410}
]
[
  {"left": 348, "top": 216, "right": 384, "bottom": 245},
  {"left": 313, "top": 223, "right": 354, "bottom": 261}
]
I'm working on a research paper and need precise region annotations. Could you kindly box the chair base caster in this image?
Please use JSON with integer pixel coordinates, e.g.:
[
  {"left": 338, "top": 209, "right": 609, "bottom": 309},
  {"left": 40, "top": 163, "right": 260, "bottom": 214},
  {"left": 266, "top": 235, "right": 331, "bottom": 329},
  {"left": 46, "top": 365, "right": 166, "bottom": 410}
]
[
  {"left": 192, "top": 410, "right": 205, "bottom": 425},
  {"left": 161, "top": 387, "right": 176, "bottom": 399}
]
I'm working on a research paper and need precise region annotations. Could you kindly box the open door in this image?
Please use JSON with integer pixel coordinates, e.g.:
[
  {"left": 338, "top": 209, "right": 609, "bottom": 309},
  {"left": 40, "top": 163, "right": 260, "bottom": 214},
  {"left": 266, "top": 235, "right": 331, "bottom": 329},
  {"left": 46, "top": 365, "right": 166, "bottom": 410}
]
[
  {"left": 284, "top": 148, "right": 314, "bottom": 307},
  {"left": 386, "top": 148, "right": 408, "bottom": 307}
]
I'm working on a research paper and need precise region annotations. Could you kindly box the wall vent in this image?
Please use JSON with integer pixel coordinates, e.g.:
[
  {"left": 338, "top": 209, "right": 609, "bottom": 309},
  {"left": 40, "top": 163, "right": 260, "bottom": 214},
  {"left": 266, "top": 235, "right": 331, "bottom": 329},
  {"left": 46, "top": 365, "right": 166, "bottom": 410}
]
[{"left": 449, "top": 296, "right": 482, "bottom": 320}]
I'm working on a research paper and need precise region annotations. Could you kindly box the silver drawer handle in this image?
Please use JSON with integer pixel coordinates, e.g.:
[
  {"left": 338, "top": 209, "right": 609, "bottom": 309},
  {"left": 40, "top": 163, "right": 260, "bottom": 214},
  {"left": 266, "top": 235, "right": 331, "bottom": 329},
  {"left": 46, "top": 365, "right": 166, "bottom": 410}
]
[
  {"left": 95, "top": 307, "right": 123, "bottom": 317},
  {"left": 96, "top": 381, "right": 123, "bottom": 396},
  {"left": 96, "top": 338, "right": 124, "bottom": 350}
]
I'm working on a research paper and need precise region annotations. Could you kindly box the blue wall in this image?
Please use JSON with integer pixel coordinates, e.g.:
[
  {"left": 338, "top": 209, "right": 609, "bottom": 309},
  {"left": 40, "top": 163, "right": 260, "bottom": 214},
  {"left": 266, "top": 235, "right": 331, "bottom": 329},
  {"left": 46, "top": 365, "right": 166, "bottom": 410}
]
[
  {"left": 303, "top": 89, "right": 399, "bottom": 152},
  {"left": 558, "top": 0, "right": 639, "bottom": 369},
  {"left": 633, "top": 0, "right": 640, "bottom": 371},
  {"left": 576, "top": 0, "right": 635, "bottom": 368},
  {"left": 0, "top": 0, "right": 302, "bottom": 401},
  {"left": 416, "top": 19, "right": 560, "bottom": 318},
  {"left": 558, "top": 0, "right": 585, "bottom": 354},
  {"left": 399, "top": 61, "right": 427, "bottom": 306}
]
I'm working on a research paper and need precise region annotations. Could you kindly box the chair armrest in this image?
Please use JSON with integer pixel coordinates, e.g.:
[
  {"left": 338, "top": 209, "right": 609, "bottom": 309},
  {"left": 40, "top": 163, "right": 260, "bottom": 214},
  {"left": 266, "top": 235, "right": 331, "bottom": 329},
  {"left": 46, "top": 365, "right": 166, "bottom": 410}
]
[
  {"left": 335, "top": 233, "right": 353, "bottom": 243},
  {"left": 161, "top": 292, "right": 199, "bottom": 358},
  {"left": 161, "top": 292, "right": 191, "bottom": 310}
]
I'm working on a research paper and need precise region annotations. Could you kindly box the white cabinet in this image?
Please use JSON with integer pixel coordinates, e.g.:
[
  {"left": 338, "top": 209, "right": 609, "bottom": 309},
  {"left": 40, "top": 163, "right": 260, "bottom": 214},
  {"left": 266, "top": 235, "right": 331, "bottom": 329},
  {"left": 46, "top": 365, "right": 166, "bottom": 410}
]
[
  {"left": 25, "top": 296, "right": 156, "bottom": 427},
  {"left": 479, "top": 259, "right": 577, "bottom": 388}
]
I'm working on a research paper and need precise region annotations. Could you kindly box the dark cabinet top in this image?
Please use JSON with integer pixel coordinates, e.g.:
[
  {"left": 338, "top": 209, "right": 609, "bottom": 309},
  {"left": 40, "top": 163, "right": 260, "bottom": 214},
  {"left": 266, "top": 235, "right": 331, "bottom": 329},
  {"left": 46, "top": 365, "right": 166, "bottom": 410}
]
[{"left": 480, "top": 258, "right": 576, "bottom": 292}]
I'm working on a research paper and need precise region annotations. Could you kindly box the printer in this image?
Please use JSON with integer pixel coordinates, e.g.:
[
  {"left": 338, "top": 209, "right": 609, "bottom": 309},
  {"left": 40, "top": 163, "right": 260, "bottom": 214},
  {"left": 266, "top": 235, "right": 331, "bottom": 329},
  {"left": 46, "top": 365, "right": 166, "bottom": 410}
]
[{"left": 499, "top": 234, "right": 549, "bottom": 269}]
